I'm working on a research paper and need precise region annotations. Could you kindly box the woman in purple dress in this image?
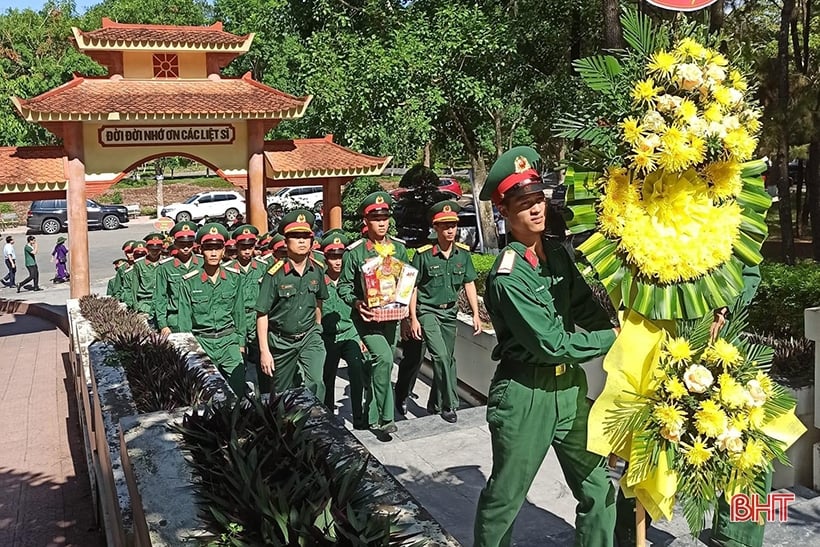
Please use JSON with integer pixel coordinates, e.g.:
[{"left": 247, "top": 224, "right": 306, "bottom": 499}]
[{"left": 52, "top": 237, "right": 69, "bottom": 283}]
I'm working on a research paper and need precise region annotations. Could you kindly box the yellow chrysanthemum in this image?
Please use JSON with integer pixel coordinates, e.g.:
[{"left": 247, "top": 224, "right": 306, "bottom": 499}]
[
  {"left": 709, "top": 52, "right": 730, "bottom": 67},
  {"left": 675, "top": 99, "right": 698, "bottom": 121},
  {"left": 729, "top": 69, "right": 748, "bottom": 91},
  {"left": 676, "top": 37, "right": 707, "bottom": 60},
  {"left": 712, "top": 85, "right": 733, "bottom": 107},
  {"left": 745, "top": 118, "right": 762, "bottom": 134},
  {"left": 654, "top": 402, "right": 686, "bottom": 430},
  {"left": 703, "top": 161, "right": 743, "bottom": 200},
  {"left": 632, "top": 78, "right": 662, "bottom": 105},
  {"left": 730, "top": 414, "right": 749, "bottom": 432},
  {"left": 620, "top": 117, "right": 644, "bottom": 144},
  {"left": 713, "top": 339, "right": 742, "bottom": 367},
  {"left": 648, "top": 50, "right": 679, "bottom": 78},
  {"left": 695, "top": 399, "right": 729, "bottom": 438},
  {"left": 665, "top": 336, "right": 693, "bottom": 362},
  {"left": 704, "top": 103, "right": 724, "bottom": 123},
  {"left": 665, "top": 377, "right": 689, "bottom": 400},
  {"left": 755, "top": 372, "right": 774, "bottom": 395},
  {"left": 724, "top": 127, "right": 758, "bottom": 161},
  {"left": 747, "top": 406, "right": 766, "bottom": 429},
  {"left": 630, "top": 149, "right": 659, "bottom": 172},
  {"left": 733, "top": 438, "right": 766, "bottom": 471},
  {"left": 685, "top": 438, "right": 713, "bottom": 466},
  {"left": 719, "top": 373, "right": 749, "bottom": 409}
]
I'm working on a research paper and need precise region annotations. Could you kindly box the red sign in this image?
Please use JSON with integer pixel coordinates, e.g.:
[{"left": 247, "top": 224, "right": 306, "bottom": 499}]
[{"left": 646, "top": 0, "right": 719, "bottom": 11}]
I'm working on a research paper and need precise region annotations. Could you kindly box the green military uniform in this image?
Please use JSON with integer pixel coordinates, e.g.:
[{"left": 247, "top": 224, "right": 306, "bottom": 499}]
[
  {"left": 255, "top": 210, "right": 328, "bottom": 400},
  {"left": 177, "top": 223, "right": 247, "bottom": 396},
  {"left": 319, "top": 230, "right": 368, "bottom": 428},
  {"left": 154, "top": 222, "right": 201, "bottom": 333},
  {"left": 110, "top": 241, "right": 136, "bottom": 300},
  {"left": 474, "top": 146, "right": 617, "bottom": 547},
  {"left": 338, "top": 191, "right": 409, "bottom": 431},
  {"left": 120, "top": 241, "right": 147, "bottom": 309},
  {"left": 107, "top": 258, "right": 128, "bottom": 297},
  {"left": 395, "top": 201, "right": 476, "bottom": 417},
  {"left": 131, "top": 233, "right": 164, "bottom": 322}
]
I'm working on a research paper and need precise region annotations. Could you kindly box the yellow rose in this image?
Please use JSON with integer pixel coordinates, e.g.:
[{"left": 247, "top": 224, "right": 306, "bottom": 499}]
[
  {"left": 717, "top": 427, "right": 744, "bottom": 453},
  {"left": 745, "top": 379, "right": 767, "bottom": 407},
  {"left": 660, "top": 426, "right": 682, "bottom": 443},
  {"left": 676, "top": 63, "right": 704, "bottom": 91},
  {"left": 683, "top": 364, "right": 714, "bottom": 393}
]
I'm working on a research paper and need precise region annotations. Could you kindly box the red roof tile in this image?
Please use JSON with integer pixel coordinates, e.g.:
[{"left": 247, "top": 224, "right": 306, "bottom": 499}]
[
  {"left": 0, "top": 147, "right": 67, "bottom": 189},
  {"left": 13, "top": 74, "right": 311, "bottom": 121},
  {"left": 264, "top": 136, "right": 391, "bottom": 179},
  {"left": 74, "top": 19, "right": 251, "bottom": 50}
]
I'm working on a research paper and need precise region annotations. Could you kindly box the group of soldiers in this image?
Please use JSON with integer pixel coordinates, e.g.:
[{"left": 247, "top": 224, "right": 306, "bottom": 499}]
[{"left": 105, "top": 190, "right": 481, "bottom": 435}]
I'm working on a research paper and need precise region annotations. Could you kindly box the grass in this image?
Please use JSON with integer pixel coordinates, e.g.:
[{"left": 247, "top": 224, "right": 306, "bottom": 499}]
[{"left": 113, "top": 176, "right": 232, "bottom": 189}]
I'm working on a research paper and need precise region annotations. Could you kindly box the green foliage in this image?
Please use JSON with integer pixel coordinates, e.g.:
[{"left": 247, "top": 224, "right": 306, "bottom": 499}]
[
  {"left": 140, "top": 206, "right": 157, "bottom": 217},
  {"left": 340, "top": 177, "right": 384, "bottom": 241},
  {"left": 80, "top": 0, "right": 211, "bottom": 26},
  {"left": 109, "top": 191, "right": 123, "bottom": 205},
  {"left": 0, "top": 203, "right": 13, "bottom": 213},
  {"left": 746, "top": 333, "right": 815, "bottom": 389},
  {"left": 751, "top": 260, "right": 820, "bottom": 337},
  {"left": 470, "top": 253, "right": 496, "bottom": 296},
  {"left": 176, "top": 393, "right": 423, "bottom": 546}
]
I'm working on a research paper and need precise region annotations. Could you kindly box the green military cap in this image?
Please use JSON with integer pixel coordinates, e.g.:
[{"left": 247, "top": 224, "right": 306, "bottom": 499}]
[
  {"left": 429, "top": 200, "right": 461, "bottom": 224},
  {"left": 359, "top": 191, "right": 393, "bottom": 216},
  {"left": 224, "top": 238, "right": 238, "bottom": 250},
  {"left": 113, "top": 257, "right": 128, "bottom": 266},
  {"left": 278, "top": 208, "right": 315, "bottom": 236},
  {"left": 144, "top": 232, "right": 165, "bottom": 247},
  {"left": 320, "top": 229, "right": 349, "bottom": 253},
  {"left": 132, "top": 241, "right": 148, "bottom": 255},
  {"left": 170, "top": 221, "right": 197, "bottom": 241},
  {"left": 480, "top": 145, "right": 546, "bottom": 204},
  {"left": 122, "top": 240, "right": 136, "bottom": 252},
  {"left": 270, "top": 233, "right": 286, "bottom": 251},
  {"left": 231, "top": 224, "right": 259, "bottom": 244},
  {"left": 196, "top": 222, "right": 229, "bottom": 245}
]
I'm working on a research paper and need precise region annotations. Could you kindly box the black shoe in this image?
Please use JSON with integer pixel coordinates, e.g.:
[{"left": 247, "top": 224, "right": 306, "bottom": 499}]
[
  {"left": 426, "top": 404, "right": 437, "bottom": 415},
  {"left": 16, "top": 284, "right": 21, "bottom": 293},
  {"left": 396, "top": 399, "right": 408, "bottom": 417},
  {"left": 380, "top": 421, "right": 398, "bottom": 434},
  {"left": 352, "top": 420, "right": 369, "bottom": 431},
  {"left": 33, "top": 287, "right": 43, "bottom": 291},
  {"left": 441, "top": 409, "right": 458, "bottom": 423}
]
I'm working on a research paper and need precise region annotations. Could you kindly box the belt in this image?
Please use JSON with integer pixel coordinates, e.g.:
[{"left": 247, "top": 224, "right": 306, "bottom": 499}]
[
  {"left": 275, "top": 329, "right": 312, "bottom": 341},
  {"left": 499, "top": 360, "right": 568, "bottom": 377},
  {"left": 425, "top": 301, "right": 456, "bottom": 310},
  {"left": 194, "top": 326, "right": 235, "bottom": 339}
]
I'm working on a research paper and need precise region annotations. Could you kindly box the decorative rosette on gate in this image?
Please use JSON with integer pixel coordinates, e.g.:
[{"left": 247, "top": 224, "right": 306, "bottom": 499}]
[{"left": 555, "top": 10, "right": 805, "bottom": 534}]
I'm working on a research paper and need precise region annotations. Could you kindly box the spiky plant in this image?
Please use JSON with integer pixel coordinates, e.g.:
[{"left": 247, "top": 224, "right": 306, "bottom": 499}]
[
  {"left": 79, "top": 294, "right": 153, "bottom": 341},
  {"left": 747, "top": 332, "right": 815, "bottom": 389}
]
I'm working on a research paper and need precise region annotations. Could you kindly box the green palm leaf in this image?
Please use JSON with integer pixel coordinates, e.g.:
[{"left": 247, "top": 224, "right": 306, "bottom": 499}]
[
  {"left": 572, "top": 55, "right": 623, "bottom": 93},
  {"left": 620, "top": 8, "right": 662, "bottom": 58}
]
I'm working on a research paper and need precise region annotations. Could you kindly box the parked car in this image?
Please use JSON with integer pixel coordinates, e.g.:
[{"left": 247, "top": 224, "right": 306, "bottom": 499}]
[
  {"left": 161, "top": 191, "right": 246, "bottom": 223},
  {"left": 266, "top": 186, "right": 324, "bottom": 219},
  {"left": 27, "top": 199, "right": 130, "bottom": 235},
  {"left": 390, "top": 178, "right": 464, "bottom": 200}
]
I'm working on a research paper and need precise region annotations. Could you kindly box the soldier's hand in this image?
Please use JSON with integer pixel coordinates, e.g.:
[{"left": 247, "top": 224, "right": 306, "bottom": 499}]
[
  {"left": 160, "top": 327, "right": 171, "bottom": 337},
  {"left": 410, "top": 318, "right": 422, "bottom": 340},
  {"left": 260, "top": 350, "right": 275, "bottom": 376},
  {"left": 358, "top": 340, "right": 368, "bottom": 354},
  {"left": 356, "top": 300, "right": 375, "bottom": 322},
  {"left": 472, "top": 314, "right": 482, "bottom": 336}
]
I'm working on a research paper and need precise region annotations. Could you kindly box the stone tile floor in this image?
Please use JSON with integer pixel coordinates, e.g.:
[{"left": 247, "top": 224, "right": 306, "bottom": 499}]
[{"left": 0, "top": 312, "right": 102, "bottom": 547}]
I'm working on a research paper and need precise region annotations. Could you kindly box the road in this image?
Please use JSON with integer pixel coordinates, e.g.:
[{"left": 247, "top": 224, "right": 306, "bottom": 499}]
[{"left": 1, "top": 218, "right": 161, "bottom": 306}]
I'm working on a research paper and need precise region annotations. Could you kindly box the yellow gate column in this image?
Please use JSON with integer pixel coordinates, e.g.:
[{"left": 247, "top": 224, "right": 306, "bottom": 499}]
[
  {"left": 63, "top": 122, "right": 90, "bottom": 298},
  {"left": 323, "top": 178, "right": 343, "bottom": 231},
  {"left": 247, "top": 120, "right": 268, "bottom": 233}
]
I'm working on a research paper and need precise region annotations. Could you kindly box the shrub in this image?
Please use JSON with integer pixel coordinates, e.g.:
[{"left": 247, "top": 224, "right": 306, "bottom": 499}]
[
  {"left": 750, "top": 260, "right": 820, "bottom": 337},
  {"left": 176, "top": 393, "right": 421, "bottom": 546},
  {"left": 471, "top": 254, "right": 496, "bottom": 296},
  {"left": 746, "top": 333, "right": 815, "bottom": 389},
  {"left": 0, "top": 203, "right": 13, "bottom": 213},
  {"left": 340, "top": 177, "right": 387, "bottom": 241},
  {"left": 141, "top": 206, "right": 157, "bottom": 217}
]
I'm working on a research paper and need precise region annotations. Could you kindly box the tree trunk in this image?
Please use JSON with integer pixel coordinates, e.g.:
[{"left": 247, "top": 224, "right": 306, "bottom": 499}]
[
  {"left": 493, "top": 111, "right": 504, "bottom": 159},
  {"left": 795, "top": 159, "right": 804, "bottom": 237},
  {"left": 423, "top": 141, "right": 432, "bottom": 167},
  {"left": 777, "top": 0, "right": 796, "bottom": 263},
  {"left": 708, "top": 0, "right": 725, "bottom": 34},
  {"left": 470, "top": 154, "right": 498, "bottom": 251},
  {"left": 155, "top": 162, "right": 164, "bottom": 219},
  {"left": 808, "top": 125, "right": 820, "bottom": 259},
  {"left": 602, "top": 0, "right": 624, "bottom": 49}
]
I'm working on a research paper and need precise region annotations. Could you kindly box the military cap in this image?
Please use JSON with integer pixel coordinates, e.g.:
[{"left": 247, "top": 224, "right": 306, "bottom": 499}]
[
  {"left": 480, "top": 146, "right": 546, "bottom": 204},
  {"left": 113, "top": 257, "right": 128, "bottom": 266},
  {"left": 144, "top": 232, "right": 165, "bottom": 247},
  {"left": 132, "top": 241, "right": 148, "bottom": 255},
  {"left": 224, "top": 238, "right": 237, "bottom": 250},
  {"left": 170, "top": 221, "right": 197, "bottom": 241},
  {"left": 429, "top": 200, "right": 461, "bottom": 224},
  {"left": 196, "top": 222, "right": 229, "bottom": 245},
  {"left": 321, "top": 229, "right": 349, "bottom": 253},
  {"left": 278, "top": 209, "right": 315, "bottom": 236},
  {"left": 271, "top": 233, "right": 286, "bottom": 251},
  {"left": 122, "top": 240, "right": 135, "bottom": 252},
  {"left": 231, "top": 224, "right": 259, "bottom": 243},
  {"left": 359, "top": 191, "right": 393, "bottom": 216}
]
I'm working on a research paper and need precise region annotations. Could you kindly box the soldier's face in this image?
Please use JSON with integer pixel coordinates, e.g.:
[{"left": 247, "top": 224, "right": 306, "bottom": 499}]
[
  {"left": 126, "top": 251, "right": 134, "bottom": 261},
  {"left": 434, "top": 221, "right": 458, "bottom": 242},
  {"left": 286, "top": 233, "right": 312, "bottom": 256},
  {"left": 502, "top": 192, "right": 546, "bottom": 234},
  {"left": 175, "top": 240, "right": 194, "bottom": 260},
  {"left": 365, "top": 212, "right": 390, "bottom": 238},
  {"left": 147, "top": 246, "right": 162, "bottom": 260},
  {"left": 238, "top": 243, "right": 255, "bottom": 261},
  {"left": 201, "top": 243, "right": 225, "bottom": 266},
  {"left": 325, "top": 252, "right": 344, "bottom": 273}
]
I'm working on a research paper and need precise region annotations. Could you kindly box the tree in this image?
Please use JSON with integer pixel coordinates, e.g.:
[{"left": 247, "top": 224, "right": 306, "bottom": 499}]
[{"left": 81, "top": 0, "right": 211, "bottom": 26}]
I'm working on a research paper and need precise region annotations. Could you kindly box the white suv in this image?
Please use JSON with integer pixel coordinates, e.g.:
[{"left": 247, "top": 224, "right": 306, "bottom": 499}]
[
  {"left": 161, "top": 191, "right": 246, "bottom": 223},
  {"left": 267, "top": 186, "right": 324, "bottom": 218}
]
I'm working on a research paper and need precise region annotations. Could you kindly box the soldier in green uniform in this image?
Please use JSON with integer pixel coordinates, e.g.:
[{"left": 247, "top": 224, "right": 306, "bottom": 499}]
[
  {"left": 131, "top": 233, "right": 164, "bottom": 325},
  {"left": 109, "top": 241, "right": 136, "bottom": 299},
  {"left": 226, "top": 224, "right": 269, "bottom": 395},
  {"left": 107, "top": 258, "right": 128, "bottom": 297},
  {"left": 319, "top": 229, "right": 369, "bottom": 428},
  {"left": 177, "top": 223, "right": 247, "bottom": 396},
  {"left": 473, "top": 146, "right": 619, "bottom": 547},
  {"left": 256, "top": 209, "right": 328, "bottom": 400},
  {"left": 154, "top": 222, "right": 201, "bottom": 336},
  {"left": 120, "top": 241, "right": 147, "bottom": 309},
  {"left": 269, "top": 234, "right": 287, "bottom": 261},
  {"left": 338, "top": 191, "right": 410, "bottom": 435},
  {"left": 224, "top": 238, "right": 238, "bottom": 262},
  {"left": 395, "top": 200, "right": 482, "bottom": 423}
]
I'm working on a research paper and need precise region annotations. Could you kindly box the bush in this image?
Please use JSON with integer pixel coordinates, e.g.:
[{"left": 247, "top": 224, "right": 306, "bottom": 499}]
[
  {"left": 340, "top": 177, "right": 386, "bottom": 241},
  {"left": 750, "top": 260, "right": 820, "bottom": 337},
  {"left": 141, "top": 206, "right": 157, "bottom": 217},
  {"left": 746, "top": 333, "right": 815, "bottom": 389},
  {"left": 110, "top": 191, "right": 123, "bottom": 204},
  {"left": 0, "top": 203, "right": 13, "bottom": 213},
  {"left": 471, "top": 254, "right": 496, "bottom": 296}
]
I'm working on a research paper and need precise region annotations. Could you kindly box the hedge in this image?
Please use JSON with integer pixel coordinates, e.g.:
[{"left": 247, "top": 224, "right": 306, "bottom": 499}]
[{"left": 751, "top": 260, "right": 820, "bottom": 338}]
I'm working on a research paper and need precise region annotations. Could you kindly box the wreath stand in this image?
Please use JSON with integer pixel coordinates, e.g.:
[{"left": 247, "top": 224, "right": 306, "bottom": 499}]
[{"left": 610, "top": 453, "right": 646, "bottom": 546}]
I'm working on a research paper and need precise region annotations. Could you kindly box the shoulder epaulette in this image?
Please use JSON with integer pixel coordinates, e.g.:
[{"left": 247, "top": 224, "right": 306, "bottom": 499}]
[
  {"left": 456, "top": 242, "right": 470, "bottom": 251},
  {"left": 311, "top": 257, "right": 326, "bottom": 269},
  {"left": 255, "top": 256, "right": 269, "bottom": 265},
  {"left": 224, "top": 265, "right": 241, "bottom": 274},
  {"left": 159, "top": 257, "right": 174, "bottom": 264},
  {"left": 267, "top": 261, "right": 284, "bottom": 276},
  {"left": 124, "top": 265, "right": 134, "bottom": 273},
  {"left": 182, "top": 269, "right": 199, "bottom": 280},
  {"left": 134, "top": 257, "right": 146, "bottom": 264},
  {"left": 391, "top": 235, "right": 406, "bottom": 244},
  {"left": 348, "top": 239, "right": 364, "bottom": 250},
  {"left": 497, "top": 249, "right": 517, "bottom": 275},
  {"left": 417, "top": 244, "right": 432, "bottom": 253}
]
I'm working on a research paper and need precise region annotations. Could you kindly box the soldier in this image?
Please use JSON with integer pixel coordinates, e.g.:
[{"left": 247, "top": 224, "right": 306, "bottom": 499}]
[
  {"left": 154, "top": 222, "right": 201, "bottom": 336},
  {"left": 120, "top": 241, "right": 147, "bottom": 309},
  {"left": 227, "top": 224, "right": 269, "bottom": 395},
  {"left": 108, "top": 241, "right": 135, "bottom": 299},
  {"left": 319, "top": 229, "right": 369, "bottom": 428},
  {"left": 338, "top": 191, "right": 410, "bottom": 435},
  {"left": 177, "top": 223, "right": 247, "bottom": 396},
  {"left": 131, "top": 233, "right": 164, "bottom": 325},
  {"left": 473, "top": 146, "right": 619, "bottom": 547},
  {"left": 255, "top": 209, "right": 328, "bottom": 400},
  {"left": 270, "top": 234, "right": 287, "bottom": 261},
  {"left": 224, "top": 238, "right": 238, "bottom": 262},
  {"left": 107, "top": 258, "right": 128, "bottom": 297},
  {"left": 395, "top": 200, "right": 482, "bottom": 423}
]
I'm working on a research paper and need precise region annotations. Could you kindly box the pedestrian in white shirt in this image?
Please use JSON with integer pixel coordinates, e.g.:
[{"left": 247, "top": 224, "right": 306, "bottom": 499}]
[{"left": 2, "top": 235, "right": 16, "bottom": 287}]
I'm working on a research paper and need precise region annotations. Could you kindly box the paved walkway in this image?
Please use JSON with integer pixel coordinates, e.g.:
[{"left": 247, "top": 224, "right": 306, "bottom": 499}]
[{"left": 0, "top": 311, "right": 102, "bottom": 547}]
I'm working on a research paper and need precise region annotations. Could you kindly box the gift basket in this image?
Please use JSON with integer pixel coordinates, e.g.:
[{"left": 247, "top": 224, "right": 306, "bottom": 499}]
[{"left": 360, "top": 253, "right": 418, "bottom": 322}]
